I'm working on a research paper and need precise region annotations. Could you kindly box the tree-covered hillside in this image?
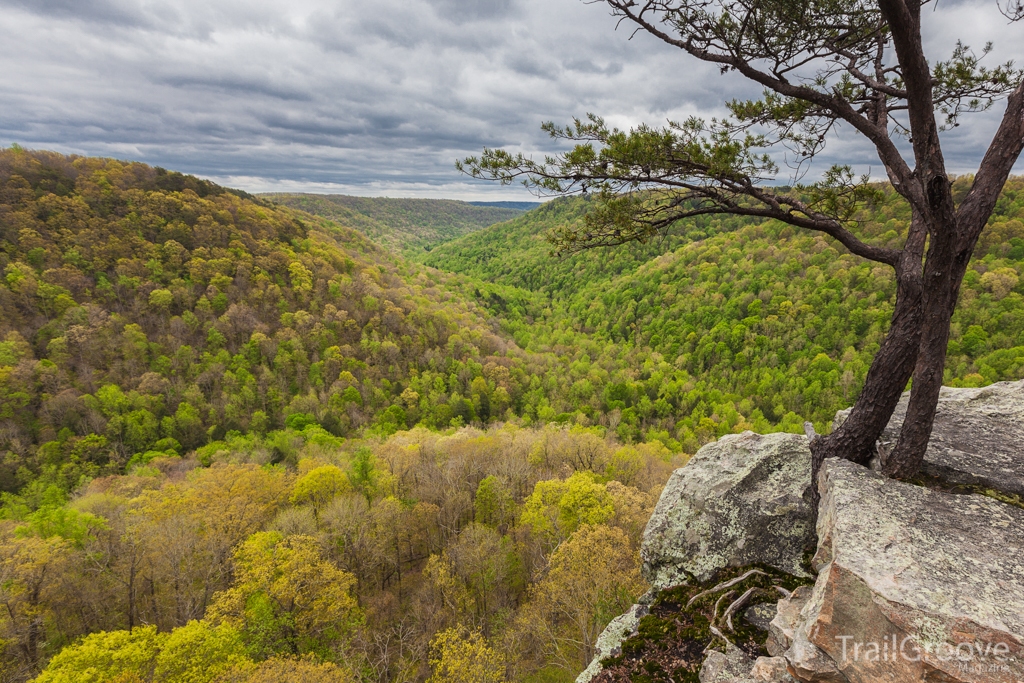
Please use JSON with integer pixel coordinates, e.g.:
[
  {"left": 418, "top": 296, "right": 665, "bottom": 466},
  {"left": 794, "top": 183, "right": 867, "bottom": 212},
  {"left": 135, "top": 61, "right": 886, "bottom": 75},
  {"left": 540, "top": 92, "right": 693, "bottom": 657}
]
[
  {"left": 0, "top": 149, "right": 612, "bottom": 495},
  {"left": 5, "top": 149, "right": 1021, "bottom": 487},
  {"left": 424, "top": 197, "right": 761, "bottom": 298},
  {"left": 2, "top": 148, "right": 1023, "bottom": 683},
  {"left": 263, "top": 193, "right": 523, "bottom": 256},
  {"left": 428, "top": 178, "right": 1024, "bottom": 446}
]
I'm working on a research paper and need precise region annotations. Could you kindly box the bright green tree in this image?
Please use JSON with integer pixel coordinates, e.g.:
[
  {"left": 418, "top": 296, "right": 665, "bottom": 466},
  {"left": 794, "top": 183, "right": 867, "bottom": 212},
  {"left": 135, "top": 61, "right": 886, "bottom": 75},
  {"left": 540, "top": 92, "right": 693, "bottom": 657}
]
[
  {"left": 206, "top": 532, "right": 362, "bottom": 659},
  {"left": 152, "top": 621, "right": 251, "bottom": 683},
  {"left": 33, "top": 626, "right": 164, "bottom": 683},
  {"left": 290, "top": 466, "right": 349, "bottom": 516},
  {"left": 426, "top": 628, "right": 504, "bottom": 683},
  {"left": 519, "top": 472, "right": 614, "bottom": 547}
]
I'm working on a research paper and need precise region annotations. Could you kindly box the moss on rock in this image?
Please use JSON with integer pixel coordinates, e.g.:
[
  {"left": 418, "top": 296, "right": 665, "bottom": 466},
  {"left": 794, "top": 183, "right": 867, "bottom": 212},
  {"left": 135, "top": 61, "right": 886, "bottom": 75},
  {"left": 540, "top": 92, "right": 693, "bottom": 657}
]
[{"left": 595, "top": 564, "right": 813, "bottom": 683}]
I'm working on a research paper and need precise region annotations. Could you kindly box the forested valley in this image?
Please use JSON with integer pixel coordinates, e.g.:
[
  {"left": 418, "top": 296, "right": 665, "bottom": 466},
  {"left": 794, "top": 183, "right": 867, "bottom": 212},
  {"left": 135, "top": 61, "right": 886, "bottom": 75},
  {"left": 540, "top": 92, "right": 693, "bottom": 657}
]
[
  {"left": 0, "top": 147, "right": 1022, "bottom": 683},
  {"left": 262, "top": 194, "right": 524, "bottom": 257}
]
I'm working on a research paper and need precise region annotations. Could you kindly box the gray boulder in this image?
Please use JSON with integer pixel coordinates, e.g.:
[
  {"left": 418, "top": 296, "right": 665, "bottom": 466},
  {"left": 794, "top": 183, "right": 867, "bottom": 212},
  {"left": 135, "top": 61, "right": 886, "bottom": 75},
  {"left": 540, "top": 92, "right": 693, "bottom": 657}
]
[
  {"left": 833, "top": 379, "right": 1024, "bottom": 497},
  {"left": 787, "top": 458, "right": 1024, "bottom": 682},
  {"left": 642, "top": 431, "right": 817, "bottom": 587}
]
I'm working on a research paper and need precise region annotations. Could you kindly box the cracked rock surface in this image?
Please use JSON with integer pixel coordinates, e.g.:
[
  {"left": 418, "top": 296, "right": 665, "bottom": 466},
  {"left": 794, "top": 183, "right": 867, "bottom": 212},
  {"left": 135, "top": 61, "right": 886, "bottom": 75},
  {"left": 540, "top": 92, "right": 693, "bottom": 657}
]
[
  {"left": 791, "top": 458, "right": 1024, "bottom": 683},
  {"left": 834, "top": 379, "right": 1024, "bottom": 497}
]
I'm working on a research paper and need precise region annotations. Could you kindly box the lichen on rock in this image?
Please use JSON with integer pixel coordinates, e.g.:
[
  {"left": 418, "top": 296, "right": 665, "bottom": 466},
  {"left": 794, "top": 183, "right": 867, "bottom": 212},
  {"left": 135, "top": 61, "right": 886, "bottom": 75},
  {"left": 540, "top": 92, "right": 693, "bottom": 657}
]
[
  {"left": 642, "top": 431, "right": 818, "bottom": 589},
  {"left": 790, "top": 458, "right": 1024, "bottom": 682},
  {"left": 833, "top": 379, "right": 1024, "bottom": 498},
  {"left": 585, "top": 382, "right": 1024, "bottom": 683}
]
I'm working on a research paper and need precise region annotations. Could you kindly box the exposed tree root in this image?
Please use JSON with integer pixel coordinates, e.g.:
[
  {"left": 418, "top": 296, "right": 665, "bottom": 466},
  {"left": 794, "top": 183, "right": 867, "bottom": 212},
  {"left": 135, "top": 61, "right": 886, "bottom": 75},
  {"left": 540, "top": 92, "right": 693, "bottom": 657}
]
[
  {"left": 686, "top": 569, "right": 766, "bottom": 608},
  {"left": 723, "top": 587, "right": 760, "bottom": 632}
]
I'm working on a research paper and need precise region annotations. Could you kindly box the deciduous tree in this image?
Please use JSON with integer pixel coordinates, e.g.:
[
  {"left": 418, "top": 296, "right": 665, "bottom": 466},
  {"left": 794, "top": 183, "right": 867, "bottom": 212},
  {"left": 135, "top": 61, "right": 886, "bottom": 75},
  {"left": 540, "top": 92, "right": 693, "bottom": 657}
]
[
  {"left": 518, "top": 524, "right": 645, "bottom": 672},
  {"left": 206, "top": 532, "right": 361, "bottom": 660},
  {"left": 426, "top": 627, "right": 504, "bottom": 683}
]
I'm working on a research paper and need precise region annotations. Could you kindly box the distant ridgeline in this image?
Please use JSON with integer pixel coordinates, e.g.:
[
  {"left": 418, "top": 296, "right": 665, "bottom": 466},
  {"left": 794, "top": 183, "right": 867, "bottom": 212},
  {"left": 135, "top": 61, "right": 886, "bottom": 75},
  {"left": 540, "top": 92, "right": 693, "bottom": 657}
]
[
  {"left": 0, "top": 148, "right": 1022, "bottom": 498},
  {"left": 468, "top": 200, "right": 544, "bottom": 211},
  {"left": 262, "top": 192, "right": 526, "bottom": 256}
]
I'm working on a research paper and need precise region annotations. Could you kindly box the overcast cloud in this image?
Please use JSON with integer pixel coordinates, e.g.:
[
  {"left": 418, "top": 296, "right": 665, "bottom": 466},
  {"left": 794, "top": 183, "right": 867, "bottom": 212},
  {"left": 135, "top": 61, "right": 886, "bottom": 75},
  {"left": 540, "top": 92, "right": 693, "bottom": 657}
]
[{"left": 0, "top": 0, "right": 1020, "bottom": 199}]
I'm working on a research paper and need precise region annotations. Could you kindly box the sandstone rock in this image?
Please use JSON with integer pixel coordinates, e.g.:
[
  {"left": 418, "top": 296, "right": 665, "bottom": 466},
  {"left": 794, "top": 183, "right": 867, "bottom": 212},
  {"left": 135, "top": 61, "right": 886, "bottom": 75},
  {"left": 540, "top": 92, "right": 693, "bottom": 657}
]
[
  {"left": 784, "top": 590, "right": 848, "bottom": 682},
  {"left": 792, "top": 458, "right": 1024, "bottom": 682},
  {"left": 833, "top": 379, "right": 1024, "bottom": 496},
  {"left": 767, "top": 586, "right": 812, "bottom": 657},
  {"left": 642, "top": 431, "right": 817, "bottom": 587},
  {"left": 575, "top": 603, "right": 649, "bottom": 683},
  {"left": 750, "top": 656, "right": 797, "bottom": 682},
  {"left": 701, "top": 645, "right": 755, "bottom": 683}
]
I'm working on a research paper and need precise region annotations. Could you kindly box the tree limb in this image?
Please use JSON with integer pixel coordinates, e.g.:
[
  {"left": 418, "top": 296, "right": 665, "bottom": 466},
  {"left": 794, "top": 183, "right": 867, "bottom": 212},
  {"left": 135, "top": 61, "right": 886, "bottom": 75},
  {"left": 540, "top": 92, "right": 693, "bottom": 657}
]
[
  {"left": 957, "top": 79, "right": 1024, "bottom": 248},
  {"left": 604, "top": 1, "right": 918, "bottom": 193}
]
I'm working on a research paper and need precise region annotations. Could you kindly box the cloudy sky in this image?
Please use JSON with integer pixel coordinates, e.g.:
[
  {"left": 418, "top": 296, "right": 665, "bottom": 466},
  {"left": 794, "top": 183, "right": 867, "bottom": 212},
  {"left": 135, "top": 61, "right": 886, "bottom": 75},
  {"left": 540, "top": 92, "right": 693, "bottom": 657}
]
[{"left": 1, "top": 0, "right": 1020, "bottom": 199}]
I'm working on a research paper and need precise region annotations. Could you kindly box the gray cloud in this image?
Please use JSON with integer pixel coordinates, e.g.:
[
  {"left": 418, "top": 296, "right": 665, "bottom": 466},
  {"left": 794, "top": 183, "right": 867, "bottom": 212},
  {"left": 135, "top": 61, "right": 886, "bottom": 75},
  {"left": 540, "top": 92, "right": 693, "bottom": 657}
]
[{"left": 0, "top": 0, "right": 1020, "bottom": 200}]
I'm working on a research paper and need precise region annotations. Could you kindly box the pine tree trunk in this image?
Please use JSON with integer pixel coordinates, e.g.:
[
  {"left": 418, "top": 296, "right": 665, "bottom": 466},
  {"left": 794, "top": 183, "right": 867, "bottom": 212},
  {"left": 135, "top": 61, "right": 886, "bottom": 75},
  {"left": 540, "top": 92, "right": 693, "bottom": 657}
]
[
  {"left": 883, "top": 215, "right": 972, "bottom": 478},
  {"left": 809, "top": 222, "right": 926, "bottom": 501},
  {"left": 808, "top": 286, "right": 919, "bottom": 496}
]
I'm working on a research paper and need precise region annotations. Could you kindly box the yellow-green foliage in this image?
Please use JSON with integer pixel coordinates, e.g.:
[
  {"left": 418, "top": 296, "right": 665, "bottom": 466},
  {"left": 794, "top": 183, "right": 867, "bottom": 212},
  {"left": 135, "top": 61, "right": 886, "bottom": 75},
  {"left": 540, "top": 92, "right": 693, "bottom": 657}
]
[
  {"left": 206, "top": 532, "right": 361, "bottom": 659},
  {"left": 290, "top": 465, "right": 349, "bottom": 511},
  {"left": 427, "top": 628, "right": 505, "bottom": 683},
  {"left": 519, "top": 525, "right": 646, "bottom": 671},
  {"left": 9, "top": 421, "right": 672, "bottom": 683},
  {"left": 34, "top": 621, "right": 278, "bottom": 683},
  {"left": 427, "top": 183, "right": 1024, "bottom": 443},
  {"left": 216, "top": 656, "right": 354, "bottom": 683},
  {"left": 0, "top": 150, "right": 630, "bottom": 499},
  {"left": 520, "top": 472, "right": 615, "bottom": 546},
  {"left": 10, "top": 149, "right": 1024, "bottom": 683},
  {"left": 152, "top": 621, "right": 250, "bottom": 683},
  {"left": 33, "top": 627, "right": 163, "bottom": 683}
]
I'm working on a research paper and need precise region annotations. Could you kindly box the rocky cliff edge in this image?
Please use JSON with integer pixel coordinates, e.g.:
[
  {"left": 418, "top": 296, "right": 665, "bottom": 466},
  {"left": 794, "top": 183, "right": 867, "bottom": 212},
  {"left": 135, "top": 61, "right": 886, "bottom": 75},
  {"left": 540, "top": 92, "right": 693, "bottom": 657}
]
[{"left": 580, "top": 379, "right": 1024, "bottom": 683}]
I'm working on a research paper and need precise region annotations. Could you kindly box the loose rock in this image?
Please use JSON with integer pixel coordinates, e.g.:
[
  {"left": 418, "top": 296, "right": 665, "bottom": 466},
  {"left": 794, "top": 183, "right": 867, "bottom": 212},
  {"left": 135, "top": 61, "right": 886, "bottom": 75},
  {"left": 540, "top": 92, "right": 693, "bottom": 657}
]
[
  {"left": 750, "top": 656, "right": 796, "bottom": 682},
  {"left": 744, "top": 602, "right": 778, "bottom": 633}
]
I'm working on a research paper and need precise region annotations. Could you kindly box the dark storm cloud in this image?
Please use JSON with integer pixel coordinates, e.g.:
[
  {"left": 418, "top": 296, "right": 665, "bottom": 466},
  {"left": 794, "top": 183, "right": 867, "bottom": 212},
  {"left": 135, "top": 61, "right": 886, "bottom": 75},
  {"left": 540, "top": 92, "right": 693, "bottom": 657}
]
[{"left": 0, "top": 0, "right": 1019, "bottom": 199}]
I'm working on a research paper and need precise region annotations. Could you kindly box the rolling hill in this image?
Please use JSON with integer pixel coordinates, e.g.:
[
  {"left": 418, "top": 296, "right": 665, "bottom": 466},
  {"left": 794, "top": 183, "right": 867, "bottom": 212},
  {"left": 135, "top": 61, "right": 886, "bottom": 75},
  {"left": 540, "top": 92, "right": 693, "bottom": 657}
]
[
  {"left": 0, "top": 149, "right": 604, "bottom": 493},
  {"left": 2, "top": 148, "right": 1023, "bottom": 683},
  {"left": 262, "top": 192, "right": 525, "bottom": 256}
]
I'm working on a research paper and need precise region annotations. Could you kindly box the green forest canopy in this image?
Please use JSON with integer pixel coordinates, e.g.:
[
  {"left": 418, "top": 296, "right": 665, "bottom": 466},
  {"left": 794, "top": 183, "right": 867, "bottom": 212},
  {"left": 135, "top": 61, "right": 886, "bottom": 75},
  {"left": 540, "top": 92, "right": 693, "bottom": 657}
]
[{"left": 0, "top": 147, "right": 1022, "bottom": 682}]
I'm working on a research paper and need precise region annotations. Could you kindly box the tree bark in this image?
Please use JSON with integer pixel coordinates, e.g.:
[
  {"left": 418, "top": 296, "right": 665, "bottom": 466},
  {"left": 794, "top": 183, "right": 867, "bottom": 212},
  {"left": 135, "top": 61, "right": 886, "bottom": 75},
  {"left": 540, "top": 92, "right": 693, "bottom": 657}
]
[
  {"left": 810, "top": 216, "right": 926, "bottom": 499},
  {"left": 808, "top": 280, "right": 919, "bottom": 489},
  {"left": 884, "top": 217, "right": 973, "bottom": 478}
]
